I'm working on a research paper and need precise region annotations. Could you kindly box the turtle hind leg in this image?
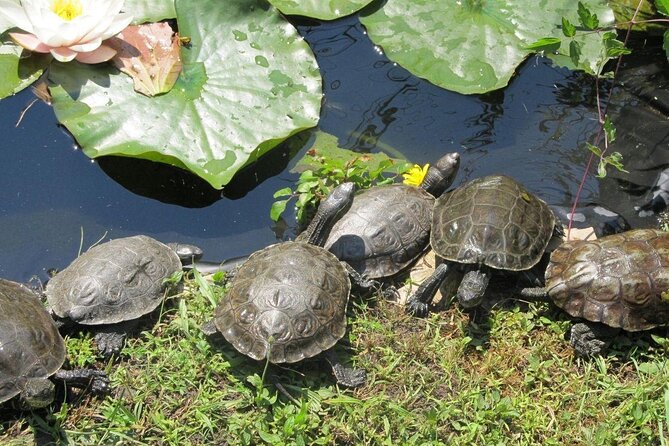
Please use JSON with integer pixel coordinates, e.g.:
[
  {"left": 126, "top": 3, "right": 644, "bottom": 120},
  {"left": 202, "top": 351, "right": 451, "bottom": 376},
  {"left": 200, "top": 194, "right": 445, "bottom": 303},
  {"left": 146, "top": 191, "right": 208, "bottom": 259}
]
[
  {"left": 93, "top": 320, "right": 139, "bottom": 357},
  {"left": 324, "top": 350, "right": 366, "bottom": 388},
  {"left": 569, "top": 321, "right": 620, "bottom": 357}
]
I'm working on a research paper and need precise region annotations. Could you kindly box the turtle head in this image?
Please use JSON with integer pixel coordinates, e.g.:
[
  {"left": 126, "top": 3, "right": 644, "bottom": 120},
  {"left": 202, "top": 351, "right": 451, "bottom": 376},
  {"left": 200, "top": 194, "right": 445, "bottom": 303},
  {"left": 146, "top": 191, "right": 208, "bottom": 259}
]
[
  {"left": 303, "top": 182, "right": 355, "bottom": 247},
  {"left": 420, "top": 152, "right": 460, "bottom": 197},
  {"left": 457, "top": 269, "right": 489, "bottom": 308},
  {"left": 20, "top": 378, "right": 55, "bottom": 409}
]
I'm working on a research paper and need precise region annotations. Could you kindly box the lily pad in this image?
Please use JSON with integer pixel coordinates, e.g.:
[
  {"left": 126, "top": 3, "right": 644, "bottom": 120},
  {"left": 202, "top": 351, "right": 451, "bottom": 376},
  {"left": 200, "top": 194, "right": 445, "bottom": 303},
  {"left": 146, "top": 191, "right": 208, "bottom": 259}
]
[
  {"left": 267, "top": 0, "right": 374, "bottom": 20},
  {"left": 124, "top": 0, "right": 177, "bottom": 24},
  {"left": 360, "top": 0, "right": 614, "bottom": 94},
  {"left": 48, "top": 0, "right": 322, "bottom": 189},
  {"left": 0, "top": 36, "right": 49, "bottom": 99}
]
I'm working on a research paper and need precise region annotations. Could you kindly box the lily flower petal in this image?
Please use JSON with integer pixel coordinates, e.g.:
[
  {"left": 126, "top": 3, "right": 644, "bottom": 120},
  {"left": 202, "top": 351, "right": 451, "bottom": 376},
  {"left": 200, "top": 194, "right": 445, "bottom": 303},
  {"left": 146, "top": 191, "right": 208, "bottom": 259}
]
[
  {"left": 74, "top": 43, "right": 116, "bottom": 63},
  {"left": 0, "top": 0, "right": 34, "bottom": 32},
  {"left": 50, "top": 46, "right": 78, "bottom": 62},
  {"left": 68, "top": 36, "right": 102, "bottom": 53},
  {"left": 9, "top": 31, "right": 52, "bottom": 52}
]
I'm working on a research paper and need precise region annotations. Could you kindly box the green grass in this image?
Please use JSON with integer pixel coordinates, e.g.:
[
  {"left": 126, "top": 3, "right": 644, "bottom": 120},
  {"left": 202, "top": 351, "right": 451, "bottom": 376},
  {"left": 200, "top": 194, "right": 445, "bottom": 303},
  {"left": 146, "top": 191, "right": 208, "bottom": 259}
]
[{"left": 2, "top": 275, "right": 669, "bottom": 445}]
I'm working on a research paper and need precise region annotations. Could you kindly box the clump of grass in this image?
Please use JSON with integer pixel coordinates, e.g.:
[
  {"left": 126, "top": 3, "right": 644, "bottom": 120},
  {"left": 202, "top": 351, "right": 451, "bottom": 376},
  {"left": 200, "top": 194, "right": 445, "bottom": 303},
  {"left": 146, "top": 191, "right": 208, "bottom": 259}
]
[{"left": 1, "top": 274, "right": 668, "bottom": 445}]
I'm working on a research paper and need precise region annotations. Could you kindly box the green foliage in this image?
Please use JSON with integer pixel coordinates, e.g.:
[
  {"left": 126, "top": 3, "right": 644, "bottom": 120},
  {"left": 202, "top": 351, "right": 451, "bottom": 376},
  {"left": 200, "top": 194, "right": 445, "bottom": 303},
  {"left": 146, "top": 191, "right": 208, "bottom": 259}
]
[
  {"left": 578, "top": 1, "right": 601, "bottom": 29},
  {"left": 3, "top": 277, "right": 669, "bottom": 444},
  {"left": 657, "top": 0, "right": 669, "bottom": 16},
  {"left": 47, "top": 0, "right": 322, "bottom": 189},
  {"left": 270, "top": 132, "right": 411, "bottom": 223},
  {"left": 529, "top": 2, "right": 629, "bottom": 76},
  {"left": 585, "top": 116, "right": 628, "bottom": 178}
]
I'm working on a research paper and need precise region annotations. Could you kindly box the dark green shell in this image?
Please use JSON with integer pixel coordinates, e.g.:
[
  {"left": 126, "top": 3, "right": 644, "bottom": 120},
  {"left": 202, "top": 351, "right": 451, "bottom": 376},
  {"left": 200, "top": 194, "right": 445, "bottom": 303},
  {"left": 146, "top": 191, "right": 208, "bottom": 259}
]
[
  {"left": 431, "top": 175, "right": 555, "bottom": 271},
  {"left": 0, "top": 279, "right": 65, "bottom": 403},
  {"left": 214, "top": 241, "right": 350, "bottom": 364},
  {"left": 546, "top": 229, "right": 669, "bottom": 331},
  {"left": 325, "top": 184, "right": 434, "bottom": 279},
  {"left": 45, "top": 235, "right": 181, "bottom": 325}
]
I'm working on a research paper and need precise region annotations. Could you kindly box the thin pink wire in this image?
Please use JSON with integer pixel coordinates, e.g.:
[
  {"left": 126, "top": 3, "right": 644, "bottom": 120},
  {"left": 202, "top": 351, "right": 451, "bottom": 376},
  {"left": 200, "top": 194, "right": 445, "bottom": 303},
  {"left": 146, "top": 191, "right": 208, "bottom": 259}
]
[{"left": 567, "top": 0, "right": 647, "bottom": 239}]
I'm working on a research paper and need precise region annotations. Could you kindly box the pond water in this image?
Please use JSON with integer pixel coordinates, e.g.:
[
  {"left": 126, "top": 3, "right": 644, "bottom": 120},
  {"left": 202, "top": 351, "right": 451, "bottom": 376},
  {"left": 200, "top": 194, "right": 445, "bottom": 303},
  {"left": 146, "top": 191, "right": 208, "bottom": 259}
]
[{"left": 0, "top": 15, "right": 667, "bottom": 283}]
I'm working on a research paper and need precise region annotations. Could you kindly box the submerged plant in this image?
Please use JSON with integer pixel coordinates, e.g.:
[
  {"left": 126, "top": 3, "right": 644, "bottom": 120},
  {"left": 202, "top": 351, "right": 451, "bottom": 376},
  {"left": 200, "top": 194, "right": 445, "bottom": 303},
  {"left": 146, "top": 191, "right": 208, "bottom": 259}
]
[{"left": 0, "top": 0, "right": 132, "bottom": 63}]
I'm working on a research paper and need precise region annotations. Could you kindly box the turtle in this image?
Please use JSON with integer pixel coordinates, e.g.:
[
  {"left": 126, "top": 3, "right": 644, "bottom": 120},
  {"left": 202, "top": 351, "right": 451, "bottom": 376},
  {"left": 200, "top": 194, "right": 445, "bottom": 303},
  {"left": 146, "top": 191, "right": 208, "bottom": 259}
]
[
  {"left": 320, "top": 152, "right": 460, "bottom": 290},
  {"left": 522, "top": 228, "right": 669, "bottom": 356},
  {"left": 0, "top": 278, "right": 109, "bottom": 409},
  {"left": 407, "top": 174, "right": 560, "bottom": 316},
  {"left": 205, "top": 182, "right": 367, "bottom": 387},
  {"left": 45, "top": 235, "right": 197, "bottom": 356}
]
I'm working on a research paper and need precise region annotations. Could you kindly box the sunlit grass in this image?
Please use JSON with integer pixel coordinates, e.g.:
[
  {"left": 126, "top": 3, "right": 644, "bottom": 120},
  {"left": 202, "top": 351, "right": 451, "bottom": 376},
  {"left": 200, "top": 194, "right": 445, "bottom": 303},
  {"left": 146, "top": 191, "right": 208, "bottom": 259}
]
[{"left": 1, "top": 274, "right": 669, "bottom": 445}]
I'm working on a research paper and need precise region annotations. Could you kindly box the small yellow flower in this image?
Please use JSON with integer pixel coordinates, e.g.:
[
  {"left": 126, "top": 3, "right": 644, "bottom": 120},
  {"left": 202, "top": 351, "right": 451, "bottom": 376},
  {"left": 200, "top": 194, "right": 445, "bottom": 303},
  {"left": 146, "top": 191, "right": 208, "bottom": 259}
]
[{"left": 403, "top": 163, "right": 430, "bottom": 186}]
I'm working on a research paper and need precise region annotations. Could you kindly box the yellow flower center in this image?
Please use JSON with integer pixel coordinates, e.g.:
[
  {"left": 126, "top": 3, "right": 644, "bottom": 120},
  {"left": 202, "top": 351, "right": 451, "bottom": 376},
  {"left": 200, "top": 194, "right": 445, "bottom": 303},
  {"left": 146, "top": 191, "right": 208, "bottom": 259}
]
[
  {"left": 51, "top": 0, "right": 84, "bottom": 21},
  {"left": 402, "top": 163, "right": 430, "bottom": 187}
]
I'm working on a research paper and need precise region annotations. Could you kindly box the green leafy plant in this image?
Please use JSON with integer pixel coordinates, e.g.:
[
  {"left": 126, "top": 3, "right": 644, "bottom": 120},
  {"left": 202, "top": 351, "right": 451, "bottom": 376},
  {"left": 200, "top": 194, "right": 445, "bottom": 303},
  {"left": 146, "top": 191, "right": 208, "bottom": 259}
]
[{"left": 270, "top": 132, "right": 411, "bottom": 224}]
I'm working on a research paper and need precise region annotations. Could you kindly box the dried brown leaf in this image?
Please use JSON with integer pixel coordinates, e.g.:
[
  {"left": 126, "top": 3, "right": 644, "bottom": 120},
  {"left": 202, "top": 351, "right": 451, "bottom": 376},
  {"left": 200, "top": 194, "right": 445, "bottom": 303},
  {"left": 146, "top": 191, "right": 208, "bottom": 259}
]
[{"left": 108, "top": 22, "right": 183, "bottom": 97}]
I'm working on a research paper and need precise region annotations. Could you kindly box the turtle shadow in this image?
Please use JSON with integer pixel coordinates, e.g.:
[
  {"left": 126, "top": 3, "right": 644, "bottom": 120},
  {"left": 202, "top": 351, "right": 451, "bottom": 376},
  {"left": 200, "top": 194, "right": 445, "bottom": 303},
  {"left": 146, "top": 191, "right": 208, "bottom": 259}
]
[{"left": 203, "top": 326, "right": 363, "bottom": 399}]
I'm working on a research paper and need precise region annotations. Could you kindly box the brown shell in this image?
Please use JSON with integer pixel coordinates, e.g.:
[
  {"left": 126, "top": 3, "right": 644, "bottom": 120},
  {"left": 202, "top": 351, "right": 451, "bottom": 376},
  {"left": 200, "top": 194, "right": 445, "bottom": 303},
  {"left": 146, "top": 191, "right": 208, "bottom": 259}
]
[
  {"left": 45, "top": 235, "right": 182, "bottom": 325},
  {"left": 324, "top": 184, "right": 434, "bottom": 279},
  {"left": 0, "top": 279, "right": 66, "bottom": 403},
  {"left": 546, "top": 229, "right": 669, "bottom": 331},
  {"left": 431, "top": 175, "right": 555, "bottom": 270},
  {"left": 214, "top": 241, "right": 350, "bottom": 364}
]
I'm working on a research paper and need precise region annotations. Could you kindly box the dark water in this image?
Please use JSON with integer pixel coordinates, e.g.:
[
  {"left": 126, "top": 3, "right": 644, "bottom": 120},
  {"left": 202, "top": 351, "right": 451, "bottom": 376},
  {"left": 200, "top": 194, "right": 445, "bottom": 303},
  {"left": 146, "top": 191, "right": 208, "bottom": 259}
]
[{"left": 0, "top": 15, "right": 666, "bottom": 282}]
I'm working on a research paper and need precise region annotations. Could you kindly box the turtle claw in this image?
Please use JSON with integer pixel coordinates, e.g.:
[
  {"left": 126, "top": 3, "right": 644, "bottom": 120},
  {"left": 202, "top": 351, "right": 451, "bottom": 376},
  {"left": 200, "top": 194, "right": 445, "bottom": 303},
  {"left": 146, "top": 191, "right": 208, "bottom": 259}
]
[
  {"left": 381, "top": 286, "right": 400, "bottom": 301},
  {"left": 332, "top": 363, "right": 366, "bottom": 388},
  {"left": 406, "top": 298, "right": 429, "bottom": 318}
]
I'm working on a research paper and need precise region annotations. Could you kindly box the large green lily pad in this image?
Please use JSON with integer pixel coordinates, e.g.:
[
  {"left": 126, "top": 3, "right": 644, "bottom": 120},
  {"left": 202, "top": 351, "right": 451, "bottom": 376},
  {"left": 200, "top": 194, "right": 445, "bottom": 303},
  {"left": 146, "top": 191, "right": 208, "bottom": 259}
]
[
  {"left": 49, "top": 0, "right": 322, "bottom": 189},
  {"left": 124, "top": 0, "right": 177, "bottom": 24},
  {"left": 360, "top": 0, "right": 614, "bottom": 94},
  {"left": 268, "top": 0, "right": 374, "bottom": 20},
  {"left": 0, "top": 36, "right": 49, "bottom": 99}
]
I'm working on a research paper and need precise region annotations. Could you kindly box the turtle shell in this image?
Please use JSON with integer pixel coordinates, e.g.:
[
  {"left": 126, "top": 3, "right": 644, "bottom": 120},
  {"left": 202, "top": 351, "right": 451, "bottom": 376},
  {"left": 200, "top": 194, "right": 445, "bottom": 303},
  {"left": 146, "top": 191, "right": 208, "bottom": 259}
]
[
  {"left": 214, "top": 241, "right": 351, "bottom": 364},
  {"left": 432, "top": 175, "right": 555, "bottom": 271},
  {"left": 546, "top": 229, "right": 669, "bottom": 331},
  {"left": 46, "top": 235, "right": 182, "bottom": 325},
  {"left": 0, "top": 279, "right": 66, "bottom": 404},
  {"left": 324, "top": 184, "right": 434, "bottom": 279}
]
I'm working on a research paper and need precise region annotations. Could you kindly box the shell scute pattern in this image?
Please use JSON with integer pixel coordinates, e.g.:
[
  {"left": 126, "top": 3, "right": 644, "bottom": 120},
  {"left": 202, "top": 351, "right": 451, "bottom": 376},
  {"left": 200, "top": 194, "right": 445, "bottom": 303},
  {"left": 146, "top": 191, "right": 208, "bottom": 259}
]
[
  {"left": 215, "top": 242, "right": 350, "bottom": 363},
  {"left": 46, "top": 236, "right": 181, "bottom": 325},
  {"left": 546, "top": 229, "right": 669, "bottom": 331},
  {"left": 0, "top": 279, "right": 65, "bottom": 403},
  {"left": 325, "top": 185, "right": 434, "bottom": 279},
  {"left": 433, "top": 175, "right": 555, "bottom": 271}
]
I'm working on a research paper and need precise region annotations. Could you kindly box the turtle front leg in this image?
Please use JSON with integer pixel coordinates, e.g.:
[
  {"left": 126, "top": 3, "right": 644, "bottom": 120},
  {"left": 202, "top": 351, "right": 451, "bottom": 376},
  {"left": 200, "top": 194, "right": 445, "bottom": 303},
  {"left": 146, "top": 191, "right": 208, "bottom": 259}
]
[
  {"left": 406, "top": 263, "right": 450, "bottom": 317},
  {"left": 457, "top": 269, "right": 490, "bottom": 309},
  {"left": 53, "top": 368, "right": 110, "bottom": 395},
  {"left": 341, "top": 262, "right": 380, "bottom": 292},
  {"left": 569, "top": 321, "right": 620, "bottom": 357},
  {"left": 324, "top": 349, "right": 366, "bottom": 388}
]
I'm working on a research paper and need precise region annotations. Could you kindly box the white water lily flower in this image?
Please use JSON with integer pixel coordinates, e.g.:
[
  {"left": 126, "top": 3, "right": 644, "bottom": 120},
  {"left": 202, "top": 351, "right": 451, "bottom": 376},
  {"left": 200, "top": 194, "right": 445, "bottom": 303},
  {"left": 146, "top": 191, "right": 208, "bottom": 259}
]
[{"left": 0, "top": 0, "right": 132, "bottom": 63}]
